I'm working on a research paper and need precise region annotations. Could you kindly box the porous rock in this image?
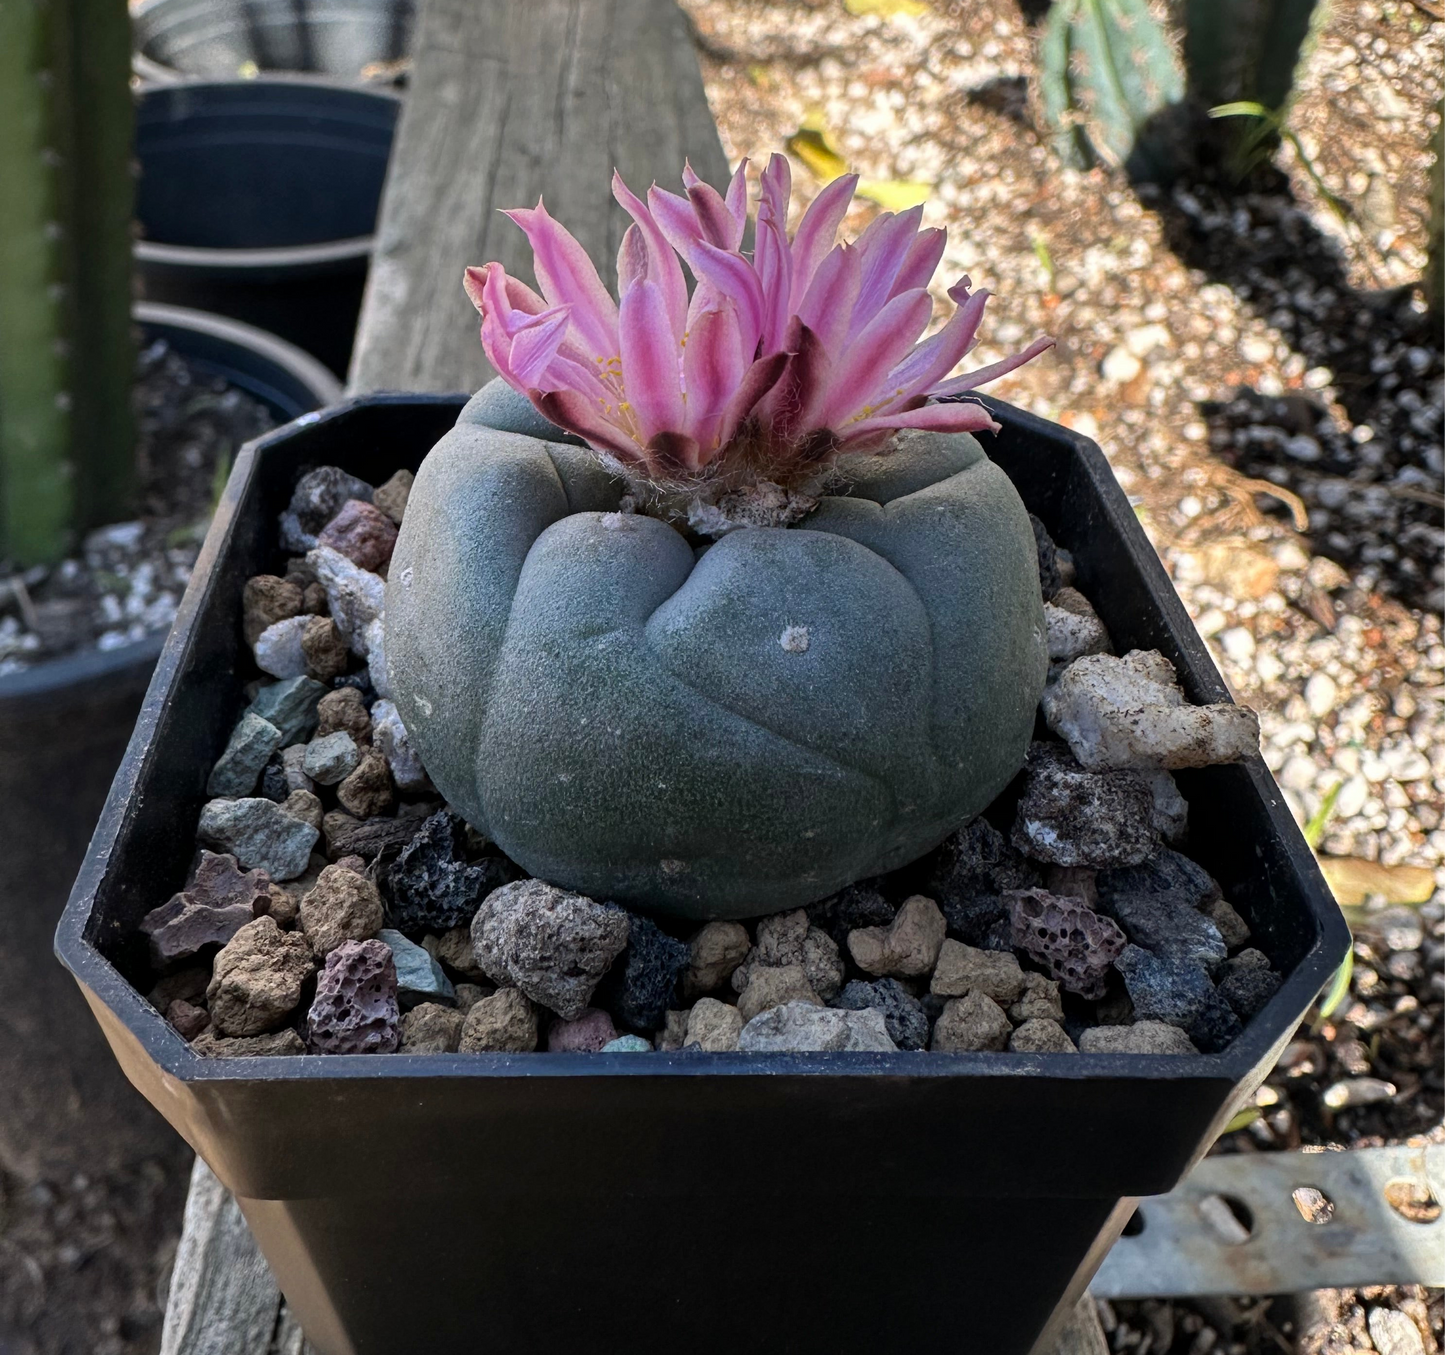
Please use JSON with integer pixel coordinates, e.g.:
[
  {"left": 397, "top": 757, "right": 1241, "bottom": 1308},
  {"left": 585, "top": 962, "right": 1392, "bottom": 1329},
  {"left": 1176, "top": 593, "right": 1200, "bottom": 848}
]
[
  {"left": 454, "top": 982, "right": 491, "bottom": 1012},
  {"left": 1044, "top": 588, "right": 1110, "bottom": 663},
  {"left": 1009, "top": 1018, "right": 1077, "bottom": 1053},
  {"left": 930, "top": 939, "right": 1026, "bottom": 1004},
  {"left": 731, "top": 910, "right": 844, "bottom": 1000},
  {"left": 434, "top": 925, "right": 487, "bottom": 980},
  {"left": 929, "top": 992, "right": 1012, "bottom": 1052},
  {"left": 1096, "top": 849, "right": 1221, "bottom": 910},
  {"left": 1217, "top": 964, "right": 1282, "bottom": 1020},
  {"left": 207, "top": 712, "right": 284, "bottom": 798},
  {"left": 1114, "top": 946, "right": 1242, "bottom": 1054},
  {"left": 306, "top": 938, "right": 400, "bottom": 1054},
  {"left": 1029, "top": 513, "right": 1060, "bottom": 600},
  {"left": 378, "top": 928, "right": 455, "bottom": 1007},
  {"left": 1009, "top": 888, "right": 1126, "bottom": 999},
  {"left": 388, "top": 810, "right": 505, "bottom": 932},
  {"left": 140, "top": 851, "right": 273, "bottom": 966},
  {"left": 166, "top": 999, "right": 210, "bottom": 1040},
  {"left": 1148, "top": 769, "right": 1189, "bottom": 844},
  {"left": 1042, "top": 649, "right": 1260, "bottom": 771},
  {"left": 834, "top": 978, "right": 929, "bottom": 1051},
  {"left": 198, "top": 797, "right": 319, "bottom": 880},
  {"left": 302, "top": 615, "right": 350, "bottom": 682},
  {"left": 336, "top": 748, "right": 394, "bottom": 818},
  {"left": 317, "top": 499, "right": 399, "bottom": 572},
  {"left": 372, "top": 469, "right": 413, "bottom": 524},
  {"left": 303, "top": 730, "right": 361, "bottom": 785},
  {"left": 657, "top": 1009, "right": 690, "bottom": 1051},
  {"left": 738, "top": 1000, "right": 897, "bottom": 1053},
  {"left": 846, "top": 895, "right": 946, "bottom": 978},
  {"left": 280, "top": 466, "right": 374, "bottom": 552},
  {"left": 684, "top": 998, "right": 744, "bottom": 1051},
  {"left": 254, "top": 615, "right": 312, "bottom": 680},
  {"left": 149, "top": 966, "right": 209, "bottom": 1011},
  {"left": 307, "top": 544, "right": 385, "bottom": 656},
  {"left": 370, "top": 699, "right": 431, "bottom": 792},
  {"left": 207, "top": 916, "right": 314, "bottom": 1036},
  {"left": 316, "top": 685, "right": 373, "bottom": 744},
  {"left": 243, "top": 575, "right": 303, "bottom": 646},
  {"left": 1009, "top": 971, "right": 1064, "bottom": 1024},
  {"left": 298, "top": 862, "right": 383, "bottom": 957},
  {"left": 596, "top": 913, "right": 689, "bottom": 1031},
  {"left": 324, "top": 807, "right": 429, "bottom": 864},
  {"left": 1077, "top": 1022, "right": 1199, "bottom": 1055},
  {"left": 928, "top": 817, "right": 1042, "bottom": 938},
  {"left": 546, "top": 1008, "right": 617, "bottom": 1052},
  {"left": 806, "top": 880, "right": 895, "bottom": 946},
  {"left": 459, "top": 986, "right": 537, "bottom": 1052},
  {"left": 736, "top": 964, "right": 822, "bottom": 1023},
  {"left": 245, "top": 675, "right": 327, "bottom": 745},
  {"left": 1109, "top": 893, "right": 1227, "bottom": 970},
  {"left": 1206, "top": 898, "right": 1252, "bottom": 951},
  {"left": 399, "top": 1003, "right": 465, "bottom": 1053},
  {"left": 191, "top": 1028, "right": 306, "bottom": 1058},
  {"left": 1011, "top": 743, "right": 1156, "bottom": 868},
  {"left": 470, "top": 879, "right": 629, "bottom": 1020},
  {"left": 683, "top": 920, "right": 751, "bottom": 997}
]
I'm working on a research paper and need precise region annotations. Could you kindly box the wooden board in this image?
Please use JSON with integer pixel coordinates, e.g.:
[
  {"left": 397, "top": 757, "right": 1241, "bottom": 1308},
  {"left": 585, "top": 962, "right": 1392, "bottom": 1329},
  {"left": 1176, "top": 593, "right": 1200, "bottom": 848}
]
[{"left": 348, "top": 0, "right": 730, "bottom": 395}]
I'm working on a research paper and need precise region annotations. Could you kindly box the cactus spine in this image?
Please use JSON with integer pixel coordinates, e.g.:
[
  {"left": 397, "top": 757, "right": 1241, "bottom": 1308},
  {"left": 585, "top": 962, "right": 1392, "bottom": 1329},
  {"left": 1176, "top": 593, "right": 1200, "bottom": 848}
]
[{"left": 0, "top": 0, "right": 135, "bottom": 567}]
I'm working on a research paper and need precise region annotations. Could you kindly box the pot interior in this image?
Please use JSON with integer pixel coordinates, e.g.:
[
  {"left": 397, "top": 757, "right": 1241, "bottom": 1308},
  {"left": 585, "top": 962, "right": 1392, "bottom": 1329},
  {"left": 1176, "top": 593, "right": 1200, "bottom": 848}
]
[{"left": 134, "top": 82, "right": 399, "bottom": 253}]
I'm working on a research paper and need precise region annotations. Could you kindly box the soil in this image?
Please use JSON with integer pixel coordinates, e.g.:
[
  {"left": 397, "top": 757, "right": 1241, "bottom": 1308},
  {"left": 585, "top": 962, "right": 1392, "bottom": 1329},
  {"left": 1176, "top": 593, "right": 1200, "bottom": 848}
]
[{"left": 0, "top": 337, "right": 277, "bottom": 674}]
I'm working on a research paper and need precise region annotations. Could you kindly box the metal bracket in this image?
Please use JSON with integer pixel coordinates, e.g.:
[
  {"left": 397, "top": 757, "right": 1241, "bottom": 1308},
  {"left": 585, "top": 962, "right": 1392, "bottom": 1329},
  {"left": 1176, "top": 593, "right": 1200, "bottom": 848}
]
[{"left": 1092, "top": 1144, "right": 1445, "bottom": 1297}]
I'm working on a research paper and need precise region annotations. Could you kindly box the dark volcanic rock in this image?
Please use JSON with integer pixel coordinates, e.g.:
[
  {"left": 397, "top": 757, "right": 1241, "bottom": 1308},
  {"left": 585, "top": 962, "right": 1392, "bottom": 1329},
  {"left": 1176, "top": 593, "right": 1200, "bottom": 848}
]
[
  {"left": 1109, "top": 893, "right": 1227, "bottom": 970},
  {"left": 386, "top": 810, "right": 508, "bottom": 933},
  {"left": 1029, "top": 513, "right": 1061, "bottom": 600},
  {"left": 1008, "top": 888, "right": 1126, "bottom": 1000},
  {"left": 317, "top": 499, "right": 398, "bottom": 572},
  {"left": 928, "top": 817, "right": 1042, "bottom": 949},
  {"left": 1114, "top": 945, "right": 1242, "bottom": 1054},
  {"left": 1217, "top": 963, "right": 1283, "bottom": 1020},
  {"left": 834, "top": 978, "right": 930, "bottom": 1051},
  {"left": 596, "top": 914, "right": 690, "bottom": 1032},
  {"left": 306, "top": 938, "right": 400, "bottom": 1054},
  {"left": 280, "top": 466, "right": 374, "bottom": 551},
  {"left": 1096, "top": 848, "right": 1221, "bottom": 910},
  {"left": 1012, "top": 743, "right": 1157, "bottom": 868},
  {"left": 806, "top": 879, "right": 896, "bottom": 946}
]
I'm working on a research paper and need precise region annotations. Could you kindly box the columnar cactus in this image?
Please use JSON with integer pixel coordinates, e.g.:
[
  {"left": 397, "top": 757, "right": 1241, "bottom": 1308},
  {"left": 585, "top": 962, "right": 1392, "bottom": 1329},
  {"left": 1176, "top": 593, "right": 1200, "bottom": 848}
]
[
  {"left": 1182, "top": 0, "right": 1323, "bottom": 116},
  {"left": 0, "top": 0, "right": 135, "bottom": 566}
]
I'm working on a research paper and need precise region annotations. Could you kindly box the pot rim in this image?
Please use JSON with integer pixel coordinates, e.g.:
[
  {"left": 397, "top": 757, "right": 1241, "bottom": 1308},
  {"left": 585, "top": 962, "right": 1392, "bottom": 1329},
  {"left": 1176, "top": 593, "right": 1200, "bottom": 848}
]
[{"left": 55, "top": 392, "right": 1351, "bottom": 1088}]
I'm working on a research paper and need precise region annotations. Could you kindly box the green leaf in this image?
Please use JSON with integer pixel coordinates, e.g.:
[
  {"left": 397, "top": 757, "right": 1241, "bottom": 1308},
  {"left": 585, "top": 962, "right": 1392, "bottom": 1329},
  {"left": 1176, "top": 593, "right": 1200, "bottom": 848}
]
[
  {"left": 1312, "top": 947, "right": 1353, "bottom": 1029},
  {"left": 1223, "top": 1105, "right": 1262, "bottom": 1134},
  {"left": 1303, "top": 780, "right": 1342, "bottom": 850}
]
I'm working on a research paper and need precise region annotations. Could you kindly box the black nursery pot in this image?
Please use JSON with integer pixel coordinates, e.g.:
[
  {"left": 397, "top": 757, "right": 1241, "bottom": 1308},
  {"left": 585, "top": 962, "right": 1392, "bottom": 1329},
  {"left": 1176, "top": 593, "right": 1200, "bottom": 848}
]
[
  {"left": 56, "top": 395, "right": 1349, "bottom": 1355},
  {"left": 133, "top": 80, "right": 400, "bottom": 378}
]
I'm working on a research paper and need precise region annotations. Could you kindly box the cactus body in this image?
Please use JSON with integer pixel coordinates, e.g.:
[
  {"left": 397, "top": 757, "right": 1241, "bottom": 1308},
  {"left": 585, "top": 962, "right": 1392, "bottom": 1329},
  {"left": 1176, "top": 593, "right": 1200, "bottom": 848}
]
[
  {"left": 1183, "top": 0, "right": 1323, "bottom": 114},
  {"left": 0, "top": 0, "right": 134, "bottom": 566}
]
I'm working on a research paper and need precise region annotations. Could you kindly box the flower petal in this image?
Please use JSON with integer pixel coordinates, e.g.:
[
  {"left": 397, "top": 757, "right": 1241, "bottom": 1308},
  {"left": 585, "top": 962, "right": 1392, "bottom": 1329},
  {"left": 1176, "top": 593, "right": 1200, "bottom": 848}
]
[
  {"left": 649, "top": 186, "right": 706, "bottom": 265},
  {"left": 682, "top": 301, "right": 746, "bottom": 454},
  {"left": 507, "top": 306, "right": 574, "bottom": 389},
  {"left": 535, "top": 388, "right": 647, "bottom": 463},
  {"left": 502, "top": 200, "right": 619, "bottom": 362},
  {"left": 613, "top": 171, "right": 689, "bottom": 340},
  {"left": 928, "top": 336, "right": 1057, "bottom": 397},
  {"left": 786, "top": 173, "right": 858, "bottom": 313},
  {"left": 619, "top": 278, "right": 685, "bottom": 443},
  {"left": 795, "top": 242, "right": 861, "bottom": 358},
  {"left": 819, "top": 287, "right": 934, "bottom": 428},
  {"left": 839, "top": 398, "right": 1001, "bottom": 446},
  {"left": 690, "top": 240, "right": 766, "bottom": 359},
  {"left": 755, "top": 319, "right": 832, "bottom": 441},
  {"left": 716, "top": 350, "right": 789, "bottom": 448},
  {"left": 890, "top": 226, "right": 947, "bottom": 297},
  {"left": 847, "top": 205, "right": 926, "bottom": 340},
  {"left": 879, "top": 286, "right": 990, "bottom": 407},
  {"left": 684, "top": 158, "right": 749, "bottom": 248}
]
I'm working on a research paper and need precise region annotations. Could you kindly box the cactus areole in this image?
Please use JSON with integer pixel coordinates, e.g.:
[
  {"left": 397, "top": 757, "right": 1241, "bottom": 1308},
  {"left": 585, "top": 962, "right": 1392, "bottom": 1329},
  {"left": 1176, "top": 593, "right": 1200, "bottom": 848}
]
[{"left": 386, "top": 158, "right": 1054, "bottom": 919}]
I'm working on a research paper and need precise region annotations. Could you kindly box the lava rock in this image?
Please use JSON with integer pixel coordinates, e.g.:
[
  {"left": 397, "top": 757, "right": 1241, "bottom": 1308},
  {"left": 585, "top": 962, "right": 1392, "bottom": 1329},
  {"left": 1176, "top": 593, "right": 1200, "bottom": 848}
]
[
  {"left": 684, "top": 998, "right": 744, "bottom": 1051},
  {"left": 1216, "top": 964, "right": 1282, "bottom": 1020},
  {"left": 302, "top": 730, "right": 361, "bottom": 785},
  {"left": 1096, "top": 849, "right": 1221, "bottom": 910},
  {"left": 198, "top": 797, "right": 319, "bottom": 880},
  {"left": 458, "top": 987, "right": 537, "bottom": 1052},
  {"left": 280, "top": 789, "right": 323, "bottom": 830},
  {"left": 254, "top": 615, "right": 312, "bottom": 680},
  {"left": 1147, "top": 769, "right": 1189, "bottom": 844},
  {"left": 1044, "top": 588, "right": 1111, "bottom": 663},
  {"left": 657, "top": 1009, "right": 690, "bottom": 1051},
  {"left": 1029, "top": 513, "right": 1061, "bottom": 600},
  {"left": 930, "top": 940, "right": 1026, "bottom": 1004},
  {"left": 316, "top": 685, "right": 372, "bottom": 745},
  {"left": 940, "top": 895, "right": 1013, "bottom": 951},
  {"left": 805, "top": 880, "right": 895, "bottom": 947},
  {"left": 372, "top": 469, "right": 413, "bottom": 524},
  {"left": 735, "top": 964, "right": 823, "bottom": 1023},
  {"left": 846, "top": 895, "right": 947, "bottom": 978},
  {"left": 378, "top": 928, "right": 455, "bottom": 1008},
  {"left": 1205, "top": 898, "right": 1252, "bottom": 951},
  {"left": 306, "top": 938, "right": 400, "bottom": 1054},
  {"left": 317, "top": 499, "right": 399, "bottom": 572},
  {"left": 388, "top": 810, "right": 503, "bottom": 932},
  {"left": 140, "top": 851, "right": 274, "bottom": 965},
  {"left": 546, "top": 1008, "right": 617, "bottom": 1052},
  {"left": 1077, "top": 1022, "right": 1199, "bottom": 1055},
  {"left": 930, "top": 992, "right": 1013, "bottom": 1051},
  {"left": 301, "top": 615, "right": 351, "bottom": 682},
  {"left": 337, "top": 748, "right": 395, "bottom": 818},
  {"left": 1011, "top": 743, "right": 1157, "bottom": 868},
  {"left": 280, "top": 466, "right": 374, "bottom": 551},
  {"left": 190, "top": 1028, "right": 306, "bottom": 1058},
  {"left": 245, "top": 675, "right": 327, "bottom": 745},
  {"left": 833, "top": 978, "right": 929, "bottom": 1051},
  {"left": 399, "top": 1003, "right": 465, "bottom": 1053},
  {"left": 738, "top": 1000, "right": 897, "bottom": 1053},
  {"left": 1009, "top": 1018, "right": 1077, "bottom": 1053},
  {"left": 433, "top": 925, "right": 487, "bottom": 980},
  {"left": 1009, "top": 972, "right": 1064, "bottom": 1024},
  {"left": 1114, "top": 945, "right": 1242, "bottom": 1054},
  {"left": 242, "top": 575, "right": 304, "bottom": 646},
  {"left": 929, "top": 816, "right": 1042, "bottom": 906},
  {"left": 298, "top": 862, "right": 384, "bottom": 957},
  {"left": 207, "top": 712, "right": 285, "bottom": 798},
  {"left": 166, "top": 999, "right": 211, "bottom": 1040},
  {"left": 259, "top": 757, "right": 290, "bottom": 802},
  {"left": 207, "top": 917, "right": 315, "bottom": 1036},
  {"left": 683, "top": 920, "right": 751, "bottom": 998},
  {"left": 470, "top": 879, "right": 629, "bottom": 1020},
  {"left": 370, "top": 699, "right": 431, "bottom": 793},
  {"left": 1008, "top": 888, "right": 1126, "bottom": 999},
  {"left": 1109, "top": 894, "right": 1227, "bottom": 970},
  {"left": 327, "top": 807, "right": 430, "bottom": 864},
  {"left": 731, "top": 910, "right": 844, "bottom": 1001},
  {"left": 453, "top": 983, "right": 491, "bottom": 1012},
  {"left": 596, "top": 913, "right": 689, "bottom": 1031}
]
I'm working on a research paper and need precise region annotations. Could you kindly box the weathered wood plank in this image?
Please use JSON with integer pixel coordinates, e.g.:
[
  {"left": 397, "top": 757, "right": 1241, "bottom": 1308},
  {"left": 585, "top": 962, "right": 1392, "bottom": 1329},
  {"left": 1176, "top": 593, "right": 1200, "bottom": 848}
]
[{"left": 348, "top": 0, "right": 730, "bottom": 395}]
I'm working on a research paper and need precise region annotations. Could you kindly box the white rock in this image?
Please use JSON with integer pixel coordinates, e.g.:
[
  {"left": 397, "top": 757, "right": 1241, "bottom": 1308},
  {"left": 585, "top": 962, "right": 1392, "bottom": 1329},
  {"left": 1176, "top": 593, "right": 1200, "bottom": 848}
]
[
  {"left": 371, "top": 699, "right": 431, "bottom": 793},
  {"left": 1278, "top": 755, "right": 1318, "bottom": 793},
  {"left": 1124, "top": 323, "right": 1171, "bottom": 357},
  {"left": 1042, "top": 650, "right": 1260, "bottom": 771},
  {"left": 1304, "top": 671, "right": 1338, "bottom": 719},
  {"left": 1367, "top": 1308, "right": 1426, "bottom": 1355},
  {"left": 1147, "top": 769, "right": 1188, "bottom": 843},
  {"left": 1254, "top": 651, "right": 1284, "bottom": 683},
  {"left": 363, "top": 615, "right": 391, "bottom": 697},
  {"left": 253, "top": 615, "right": 312, "bottom": 679},
  {"left": 307, "top": 545, "right": 385, "bottom": 655},
  {"left": 1219, "top": 627, "right": 1255, "bottom": 664},
  {"left": 737, "top": 1000, "right": 897, "bottom": 1053},
  {"left": 1045, "top": 596, "right": 1111, "bottom": 664},
  {"left": 1335, "top": 775, "right": 1369, "bottom": 819},
  {"left": 1101, "top": 346, "right": 1142, "bottom": 384}
]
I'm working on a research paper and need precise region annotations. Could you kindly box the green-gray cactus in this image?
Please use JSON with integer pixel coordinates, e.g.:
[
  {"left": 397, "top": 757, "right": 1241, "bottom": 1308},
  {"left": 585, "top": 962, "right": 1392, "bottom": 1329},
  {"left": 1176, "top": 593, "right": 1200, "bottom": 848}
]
[
  {"left": 0, "top": 0, "right": 135, "bottom": 566},
  {"left": 1183, "top": 0, "right": 1323, "bottom": 115}
]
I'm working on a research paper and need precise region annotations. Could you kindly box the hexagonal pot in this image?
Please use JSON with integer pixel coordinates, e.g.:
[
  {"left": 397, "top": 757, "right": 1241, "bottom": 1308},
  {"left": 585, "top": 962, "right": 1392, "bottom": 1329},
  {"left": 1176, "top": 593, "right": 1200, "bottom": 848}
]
[{"left": 55, "top": 392, "right": 1348, "bottom": 1355}]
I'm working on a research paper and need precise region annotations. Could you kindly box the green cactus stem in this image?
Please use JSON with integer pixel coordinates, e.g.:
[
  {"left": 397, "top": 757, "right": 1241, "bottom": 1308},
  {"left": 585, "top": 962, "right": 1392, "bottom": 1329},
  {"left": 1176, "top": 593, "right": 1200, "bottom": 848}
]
[
  {"left": 0, "top": 0, "right": 135, "bottom": 567},
  {"left": 1183, "top": 0, "right": 1324, "bottom": 115}
]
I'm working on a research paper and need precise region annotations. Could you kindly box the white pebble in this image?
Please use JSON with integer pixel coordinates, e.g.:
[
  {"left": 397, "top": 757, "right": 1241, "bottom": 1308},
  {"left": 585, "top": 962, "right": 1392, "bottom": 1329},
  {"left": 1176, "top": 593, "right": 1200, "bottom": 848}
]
[
  {"left": 1219, "top": 627, "right": 1256, "bottom": 664},
  {"left": 253, "top": 615, "right": 312, "bottom": 679},
  {"left": 1305, "top": 671, "right": 1338, "bottom": 719}
]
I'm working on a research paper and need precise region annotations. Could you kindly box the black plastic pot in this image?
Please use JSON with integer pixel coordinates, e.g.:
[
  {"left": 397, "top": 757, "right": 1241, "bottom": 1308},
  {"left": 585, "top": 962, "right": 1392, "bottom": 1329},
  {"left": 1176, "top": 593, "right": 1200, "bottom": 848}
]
[
  {"left": 133, "top": 80, "right": 400, "bottom": 378},
  {"left": 131, "top": 0, "right": 413, "bottom": 84},
  {"left": 56, "top": 394, "right": 1349, "bottom": 1354},
  {"left": 0, "top": 305, "right": 337, "bottom": 1182}
]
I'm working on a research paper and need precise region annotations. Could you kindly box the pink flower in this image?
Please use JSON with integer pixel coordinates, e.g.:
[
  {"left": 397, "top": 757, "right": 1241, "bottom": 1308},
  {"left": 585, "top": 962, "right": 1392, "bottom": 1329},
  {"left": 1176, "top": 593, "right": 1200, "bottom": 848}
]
[{"left": 465, "top": 155, "right": 1053, "bottom": 485}]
